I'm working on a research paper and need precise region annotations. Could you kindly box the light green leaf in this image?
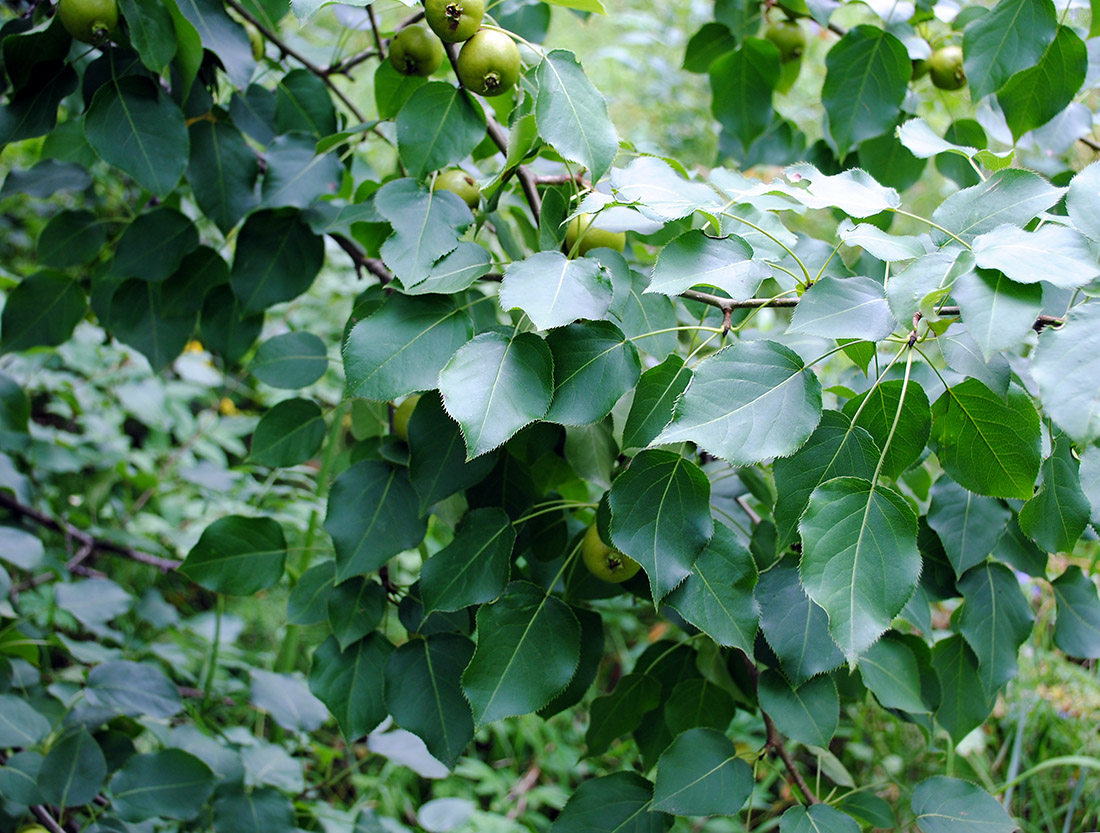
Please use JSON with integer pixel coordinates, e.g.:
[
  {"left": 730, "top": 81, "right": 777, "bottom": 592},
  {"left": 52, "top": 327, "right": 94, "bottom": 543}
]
[
  {"left": 783, "top": 163, "right": 901, "bottom": 217},
  {"left": 912, "top": 776, "right": 1017, "bottom": 833},
  {"left": 438, "top": 332, "right": 554, "bottom": 460},
  {"left": 86, "top": 660, "right": 183, "bottom": 718},
  {"left": 789, "top": 275, "right": 896, "bottom": 341},
  {"left": 930, "top": 379, "right": 1041, "bottom": 499},
  {"left": 397, "top": 82, "right": 486, "bottom": 179},
  {"left": 175, "top": 0, "right": 254, "bottom": 88},
  {"left": 837, "top": 219, "right": 924, "bottom": 262},
  {"left": 1051, "top": 566, "right": 1100, "bottom": 659},
  {"left": 261, "top": 133, "right": 342, "bottom": 210},
  {"left": 1066, "top": 161, "right": 1100, "bottom": 242},
  {"left": 757, "top": 669, "right": 839, "bottom": 747},
  {"left": 402, "top": 242, "right": 493, "bottom": 296},
  {"left": 651, "top": 728, "right": 752, "bottom": 815},
  {"left": 972, "top": 223, "right": 1099, "bottom": 289},
  {"left": 461, "top": 581, "right": 580, "bottom": 726},
  {"left": 1032, "top": 301, "right": 1100, "bottom": 445},
  {"left": 0, "top": 694, "right": 50, "bottom": 747},
  {"left": 542, "top": 0, "right": 606, "bottom": 12},
  {"left": 648, "top": 229, "right": 769, "bottom": 298},
  {"left": 930, "top": 168, "right": 1065, "bottom": 246},
  {"left": 249, "top": 669, "right": 328, "bottom": 732},
  {"left": 608, "top": 449, "right": 713, "bottom": 601},
  {"left": 535, "top": 50, "right": 619, "bottom": 183},
  {"left": 954, "top": 267, "right": 1043, "bottom": 360},
  {"left": 610, "top": 156, "right": 722, "bottom": 222},
  {"left": 119, "top": 0, "right": 177, "bottom": 70},
  {"left": 800, "top": 477, "right": 921, "bottom": 662},
  {"left": 655, "top": 340, "right": 822, "bottom": 465},
  {"left": 499, "top": 252, "right": 613, "bottom": 330},
  {"left": 374, "top": 178, "right": 473, "bottom": 289},
  {"left": 420, "top": 507, "right": 514, "bottom": 614},
  {"left": 182, "top": 515, "right": 287, "bottom": 595}
]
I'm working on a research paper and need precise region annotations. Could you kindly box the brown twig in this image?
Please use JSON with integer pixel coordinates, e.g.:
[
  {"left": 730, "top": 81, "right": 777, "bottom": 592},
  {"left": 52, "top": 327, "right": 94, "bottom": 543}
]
[
  {"left": 366, "top": 4, "right": 385, "bottom": 60},
  {"left": 0, "top": 492, "right": 180, "bottom": 573},
  {"left": 325, "top": 48, "right": 378, "bottom": 76},
  {"left": 329, "top": 233, "right": 393, "bottom": 283},
  {"left": 30, "top": 805, "right": 65, "bottom": 833},
  {"left": 223, "top": 0, "right": 367, "bottom": 124}
]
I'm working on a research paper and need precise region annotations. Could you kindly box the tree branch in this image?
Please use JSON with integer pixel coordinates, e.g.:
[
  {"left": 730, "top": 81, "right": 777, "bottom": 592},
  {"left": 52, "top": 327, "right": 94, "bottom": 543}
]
[
  {"left": 329, "top": 233, "right": 393, "bottom": 283},
  {"left": 0, "top": 492, "right": 180, "bottom": 573},
  {"left": 223, "top": 0, "right": 368, "bottom": 124}
]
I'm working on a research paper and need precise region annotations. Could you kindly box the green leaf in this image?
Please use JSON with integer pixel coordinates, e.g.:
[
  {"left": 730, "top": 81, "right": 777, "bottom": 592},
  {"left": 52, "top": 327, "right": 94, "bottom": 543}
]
[
  {"left": 622, "top": 355, "right": 692, "bottom": 451},
  {"left": 109, "top": 750, "right": 214, "bottom": 821},
  {"left": 565, "top": 422, "right": 617, "bottom": 489},
  {"left": 927, "top": 476, "right": 1010, "bottom": 577},
  {"left": 200, "top": 285, "right": 263, "bottom": 364},
  {"left": 1019, "top": 432, "right": 1091, "bottom": 553},
  {"left": 940, "top": 328, "right": 1011, "bottom": 399},
  {"left": 535, "top": 50, "right": 619, "bottom": 183},
  {"left": 408, "top": 392, "right": 496, "bottom": 513},
  {"left": 163, "top": 246, "right": 228, "bottom": 316},
  {"left": 323, "top": 460, "right": 426, "bottom": 582},
  {"left": 821, "top": 26, "right": 909, "bottom": 157},
  {"left": 249, "top": 669, "right": 328, "bottom": 732},
  {"left": 113, "top": 207, "right": 199, "bottom": 283},
  {"left": 229, "top": 208, "right": 324, "bottom": 314},
  {"left": 757, "top": 669, "right": 839, "bottom": 747},
  {"left": 608, "top": 449, "right": 713, "bottom": 602},
  {"left": 213, "top": 787, "right": 295, "bottom": 833},
  {"left": 709, "top": 38, "right": 780, "bottom": 152},
  {"left": 37, "top": 210, "right": 105, "bottom": 268},
  {"left": 308, "top": 633, "right": 394, "bottom": 739},
  {"left": 461, "top": 581, "right": 580, "bottom": 726},
  {"left": 0, "top": 750, "right": 44, "bottom": 805},
  {"left": 886, "top": 251, "right": 971, "bottom": 325},
  {"left": 610, "top": 156, "right": 722, "bottom": 222},
  {"left": 260, "top": 133, "right": 341, "bottom": 210},
  {"left": 616, "top": 269, "right": 678, "bottom": 357},
  {"left": 373, "top": 178, "right": 472, "bottom": 288},
  {"left": 248, "top": 398, "right": 325, "bottom": 467},
  {"left": 275, "top": 69, "right": 336, "bottom": 136},
  {"left": 860, "top": 635, "right": 930, "bottom": 713},
  {"left": 800, "top": 477, "right": 921, "bottom": 662},
  {"left": 85, "top": 660, "right": 183, "bottom": 718},
  {"left": 327, "top": 577, "right": 386, "bottom": 650},
  {"left": 957, "top": 562, "right": 1034, "bottom": 691},
  {"left": 912, "top": 776, "right": 1017, "bottom": 833},
  {"left": 1051, "top": 566, "right": 1100, "bottom": 659},
  {"left": 962, "top": 0, "right": 1057, "bottom": 99},
  {"left": 38, "top": 728, "right": 106, "bottom": 808},
  {"left": 84, "top": 76, "right": 189, "bottom": 199},
  {"left": 1066, "top": 161, "right": 1100, "bottom": 243},
  {"left": 0, "top": 694, "right": 50, "bottom": 747},
  {"left": 585, "top": 673, "right": 661, "bottom": 756},
  {"left": 840, "top": 379, "right": 930, "bottom": 481},
  {"left": 1032, "top": 301, "right": 1100, "bottom": 445},
  {"left": 181, "top": 515, "right": 287, "bottom": 595},
  {"left": 953, "top": 268, "right": 1042, "bottom": 360},
  {"left": 385, "top": 634, "right": 476, "bottom": 769},
  {"left": 0, "top": 270, "right": 86, "bottom": 353},
  {"left": 665, "top": 524, "right": 758, "bottom": 654},
  {"left": 789, "top": 275, "right": 896, "bottom": 342},
  {"left": 499, "top": 252, "right": 613, "bottom": 331},
  {"left": 540, "top": 607, "right": 605, "bottom": 719},
  {"left": 344, "top": 293, "right": 473, "bottom": 402},
  {"left": 109, "top": 280, "right": 194, "bottom": 370},
  {"left": 648, "top": 229, "right": 769, "bottom": 298},
  {"left": 397, "top": 82, "right": 486, "bottom": 179},
  {"left": 663, "top": 678, "right": 735, "bottom": 736},
  {"left": 651, "top": 728, "right": 752, "bottom": 815},
  {"left": 0, "top": 62, "right": 76, "bottom": 146},
  {"left": 438, "top": 332, "right": 554, "bottom": 460},
  {"left": 402, "top": 242, "right": 493, "bottom": 296},
  {"left": 780, "top": 805, "right": 860, "bottom": 833},
  {"left": 119, "top": 0, "right": 177, "bottom": 71},
  {"left": 375, "top": 59, "right": 426, "bottom": 121},
  {"left": 972, "top": 223, "right": 1099, "bottom": 289},
  {"left": 542, "top": 0, "right": 606, "bottom": 12},
  {"left": 551, "top": 772, "right": 667, "bottom": 833},
  {"left": 656, "top": 339, "right": 822, "bottom": 466},
  {"left": 930, "top": 168, "right": 1064, "bottom": 245},
  {"left": 756, "top": 560, "right": 845, "bottom": 684},
  {"left": 838, "top": 219, "right": 924, "bottom": 263},
  {"left": 250, "top": 332, "right": 328, "bottom": 389},
  {"left": 773, "top": 410, "right": 880, "bottom": 552},
  {"left": 930, "top": 379, "right": 1041, "bottom": 500},
  {"left": 175, "top": 0, "right": 254, "bottom": 88},
  {"left": 421, "top": 507, "right": 515, "bottom": 614},
  {"left": 930, "top": 634, "right": 994, "bottom": 741},
  {"left": 545, "top": 321, "right": 640, "bottom": 425},
  {"left": 55, "top": 578, "right": 131, "bottom": 627}
]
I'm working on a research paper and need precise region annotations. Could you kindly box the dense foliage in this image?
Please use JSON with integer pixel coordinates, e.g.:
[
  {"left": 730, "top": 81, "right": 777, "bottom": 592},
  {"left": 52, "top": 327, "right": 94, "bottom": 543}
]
[{"left": 1, "top": 0, "right": 1100, "bottom": 830}]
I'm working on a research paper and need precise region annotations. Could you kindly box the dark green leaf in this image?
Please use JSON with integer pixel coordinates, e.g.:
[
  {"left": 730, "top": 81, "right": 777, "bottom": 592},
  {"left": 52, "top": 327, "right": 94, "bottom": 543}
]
[
  {"left": 287, "top": 562, "right": 334, "bottom": 626},
  {"left": 397, "top": 82, "right": 486, "bottom": 178},
  {"left": 800, "top": 477, "right": 921, "bottom": 661},
  {"left": 37, "top": 210, "right": 105, "bottom": 268},
  {"left": 385, "top": 634, "right": 475, "bottom": 768},
  {"left": 757, "top": 669, "right": 839, "bottom": 747},
  {"left": 403, "top": 242, "right": 493, "bottom": 296},
  {"left": 109, "top": 750, "right": 214, "bottom": 821},
  {"left": 860, "top": 635, "right": 929, "bottom": 714},
  {"left": 375, "top": 59, "right": 426, "bottom": 120},
  {"left": 930, "top": 379, "right": 1041, "bottom": 500},
  {"left": 1, "top": 270, "right": 86, "bottom": 353},
  {"left": 373, "top": 179, "right": 472, "bottom": 288},
  {"left": 327, "top": 577, "right": 386, "bottom": 650},
  {"left": 1051, "top": 566, "right": 1100, "bottom": 659},
  {"left": 1019, "top": 432, "right": 1090, "bottom": 553},
  {"left": 438, "top": 332, "right": 554, "bottom": 460},
  {"left": 250, "top": 332, "right": 328, "bottom": 389},
  {"left": 229, "top": 208, "right": 324, "bottom": 314},
  {"left": 927, "top": 476, "right": 1009, "bottom": 576},
  {"left": 462, "top": 581, "right": 580, "bottom": 726},
  {"left": 912, "top": 776, "right": 1017, "bottom": 833},
  {"left": 585, "top": 673, "right": 661, "bottom": 756},
  {"left": 110, "top": 280, "right": 194, "bottom": 369},
  {"left": 213, "top": 787, "right": 295, "bottom": 833},
  {"left": 608, "top": 449, "right": 713, "bottom": 602},
  {"left": 181, "top": 515, "right": 287, "bottom": 595},
  {"left": 162, "top": 246, "right": 228, "bottom": 316},
  {"left": 709, "top": 38, "right": 780, "bottom": 152},
  {"left": 408, "top": 392, "right": 496, "bottom": 513},
  {"left": 663, "top": 678, "right": 735, "bottom": 735},
  {"left": 622, "top": 355, "right": 692, "bottom": 451},
  {"left": 421, "top": 507, "right": 514, "bottom": 614},
  {"left": 656, "top": 339, "right": 822, "bottom": 465},
  {"left": 962, "top": 0, "right": 1057, "bottom": 99},
  {"left": 539, "top": 607, "right": 605, "bottom": 718},
  {"left": 175, "top": 0, "right": 254, "bottom": 88},
  {"left": 261, "top": 132, "right": 342, "bottom": 209},
  {"left": 930, "top": 634, "right": 994, "bottom": 741},
  {"left": 275, "top": 69, "right": 336, "bottom": 136},
  {"left": 551, "top": 772, "right": 667, "bottom": 833},
  {"left": 545, "top": 321, "right": 640, "bottom": 425},
  {"left": 0, "top": 750, "right": 44, "bottom": 805},
  {"left": 756, "top": 560, "right": 845, "bottom": 684},
  {"left": 119, "top": 0, "right": 176, "bottom": 71},
  {"left": 114, "top": 210, "right": 199, "bottom": 282},
  {"left": 652, "top": 728, "right": 752, "bottom": 815},
  {"left": 840, "top": 379, "right": 929, "bottom": 481},
  {"left": 248, "top": 398, "right": 325, "bottom": 467},
  {"left": 38, "top": 728, "right": 106, "bottom": 808},
  {"left": 187, "top": 121, "right": 259, "bottom": 234},
  {"left": 323, "top": 460, "right": 425, "bottom": 582},
  {"left": 780, "top": 805, "right": 860, "bottom": 833},
  {"left": 956, "top": 562, "right": 1034, "bottom": 691},
  {"left": 0, "top": 62, "right": 77, "bottom": 145},
  {"left": 308, "top": 633, "right": 394, "bottom": 739},
  {"left": 200, "top": 284, "right": 263, "bottom": 364}
]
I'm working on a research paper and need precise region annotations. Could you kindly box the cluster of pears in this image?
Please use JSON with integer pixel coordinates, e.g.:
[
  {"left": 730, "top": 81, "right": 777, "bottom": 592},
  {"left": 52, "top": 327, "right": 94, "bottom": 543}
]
[{"left": 390, "top": 0, "right": 521, "bottom": 98}]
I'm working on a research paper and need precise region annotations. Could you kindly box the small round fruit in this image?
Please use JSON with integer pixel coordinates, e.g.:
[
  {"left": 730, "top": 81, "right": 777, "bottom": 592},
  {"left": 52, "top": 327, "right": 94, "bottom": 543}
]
[
  {"left": 57, "top": 0, "right": 118, "bottom": 44},
  {"left": 457, "top": 29, "right": 521, "bottom": 97},
  {"left": 389, "top": 24, "right": 444, "bottom": 77},
  {"left": 425, "top": 0, "right": 484, "bottom": 43},
  {"left": 564, "top": 214, "right": 626, "bottom": 256},
  {"left": 929, "top": 45, "right": 965, "bottom": 90},
  {"left": 392, "top": 395, "right": 420, "bottom": 441},
  {"left": 765, "top": 20, "right": 806, "bottom": 62},
  {"left": 581, "top": 523, "right": 640, "bottom": 584},
  {"left": 434, "top": 169, "right": 481, "bottom": 210}
]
